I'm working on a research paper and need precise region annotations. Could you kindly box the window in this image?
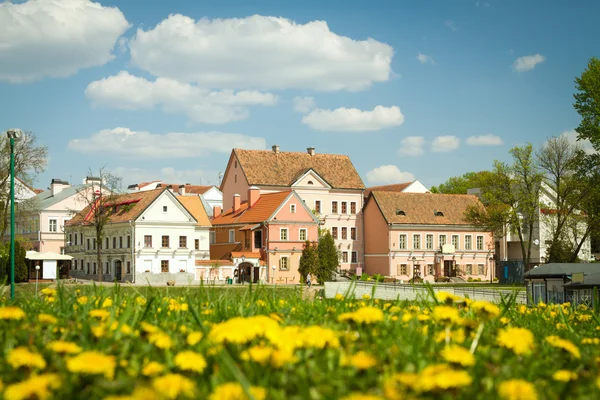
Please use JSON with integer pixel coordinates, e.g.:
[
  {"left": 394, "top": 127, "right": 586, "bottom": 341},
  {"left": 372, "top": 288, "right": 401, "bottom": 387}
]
[
  {"left": 162, "top": 235, "right": 169, "bottom": 248},
  {"left": 161, "top": 260, "right": 169, "bottom": 273},
  {"left": 477, "top": 264, "right": 485, "bottom": 275},
  {"left": 398, "top": 234, "right": 407, "bottom": 249},
  {"left": 105, "top": 262, "right": 110, "bottom": 274},
  {"left": 331, "top": 227, "right": 338, "bottom": 239},
  {"left": 351, "top": 251, "right": 358, "bottom": 263},
  {"left": 341, "top": 227, "right": 347, "bottom": 240},
  {"left": 332, "top": 201, "right": 338, "bottom": 214},
  {"left": 279, "top": 257, "right": 289, "bottom": 270},
  {"left": 466, "top": 264, "right": 473, "bottom": 275},
  {"left": 179, "top": 236, "right": 187, "bottom": 248},
  {"left": 234, "top": 160, "right": 238, "bottom": 168},
  {"left": 80, "top": 233, "right": 83, "bottom": 245},
  {"left": 93, "top": 239, "right": 96, "bottom": 250},
  {"left": 234, "top": 175, "right": 237, "bottom": 183},
  {"left": 228, "top": 230, "right": 235, "bottom": 243},
  {"left": 315, "top": 200, "right": 321, "bottom": 214},
  {"left": 435, "top": 211, "right": 444, "bottom": 217},
  {"left": 113, "top": 237, "right": 117, "bottom": 249},
  {"left": 105, "top": 238, "right": 109, "bottom": 249},
  {"left": 144, "top": 235, "right": 152, "bottom": 248},
  {"left": 87, "top": 263, "right": 90, "bottom": 274},
  {"left": 350, "top": 202, "right": 356, "bottom": 214},
  {"left": 476, "top": 236, "right": 484, "bottom": 250},
  {"left": 49, "top": 218, "right": 57, "bottom": 232},
  {"left": 398, "top": 264, "right": 408, "bottom": 275},
  {"left": 396, "top": 209, "right": 406, "bottom": 216},
  {"left": 126, "top": 261, "right": 131, "bottom": 274},
  {"left": 342, "top": 251, "right": 348, "bottom": 263},
  {"left": 465, "top": 235, "right": 472, "bottom": 250},
  {"left": 341, "top": 202, "right": 347, "bottom": 214},
  {"left": 413, "top": 234, "right": 421, "bottom": 250},
  {"left": 280, "top": 229, "right": 288, "bottom": 241},
  {"left": 74, "top": 260, "right": 77, "bottom": 270},
  {"left": 210, "top": 231, "right": 216, "bottom": 244},
  {"left": 87, "top": 238, "right": 90, "bottom": 250},
  {"left": 93, "top": 263, "right": 97, "bottom": 275},
  {"left": 254, "top": 231, "right": 262, "bottom": 248},
  {"left": 452, "top": 235, "right": 459, "bottom": 250},
  {"left": 195, "top": 239, "right": 199, "bottom": 250},
  {"left": 299, "top": 229, "right": 307, "bottom": 241},
  {"left": 439, "top": 235, "right": 447, "bottom": 247},
  {"left": 68, "top": 234, "right": 72, "bottom": 246},
  {"left": 127, "top": 236, "right": 131, "bottom": 248},
  {"left": 426, "top": 234, "right": 434, "bottom": 249},
  {"left": 290, "top": 204, "right": 296, "bottom": 213},
  {"left": 427, "top": 264, "right": 435, "bottom": 275},
  {"left": 74, "top": 234, "right": 78, "bottom": 245},
  {"left": 307, "top": 180, "right": 313, "bottom": 185},
  {"left": 163, "top": 206, "right": 168, "bottom": 212},
  {"left": 119, "top": 236, "right": 123, "bottom": 248},
  {"left": 351, "top": 227, "right": 357, "bottom": 240}
]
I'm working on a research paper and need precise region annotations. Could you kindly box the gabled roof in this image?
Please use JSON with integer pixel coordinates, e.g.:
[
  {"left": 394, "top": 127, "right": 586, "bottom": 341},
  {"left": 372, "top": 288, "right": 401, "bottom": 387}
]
[
  {"left": 231, "top": 149, "right": 365, "bottom": 190},
  {"left": 33, "top": 184, "right": 90, "bottom": 209},
  {"left": 129, "top": 181, "right": 216, "bottom": 195},
  {"left": 211, "top": 191, "right": 292, "bottom": 226},
  {"left": 524, "top": 263, "right": 600, "bottom": 279},
  {"left": 369, "top": 191, "right": 484, "bottom": 225},
  {"left": 177, "top": 196, "right": 211, "bottom": 227},
  {"left": 364, "top": 181, "right": 414, "bottom": 198},
  {"left": 563, "top": 272, "right": 600, "bottom": 288},
  {"left": 67, "top": 189, "right": 165, "bottom": 226}
]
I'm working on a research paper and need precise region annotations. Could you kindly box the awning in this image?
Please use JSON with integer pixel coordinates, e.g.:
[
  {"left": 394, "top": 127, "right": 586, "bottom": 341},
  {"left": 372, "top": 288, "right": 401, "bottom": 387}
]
[
  {"left": 239, "top": 224, "right": 261, "bottom": 231},
  {"left": 26, "top": 251, "right": 73, "bottom": 261}
]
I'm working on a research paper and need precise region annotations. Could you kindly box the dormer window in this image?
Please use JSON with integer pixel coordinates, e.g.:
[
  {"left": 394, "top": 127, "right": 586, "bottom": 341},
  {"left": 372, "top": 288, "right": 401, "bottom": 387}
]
[
  {"left": 163, "top": 206, "right": 168, "bottom": 213},
  {"left": 290, "top": 204, "right": 296, "bottom": 213},
  {"left": 395, "top": 209, "right": 406, "bottom": 216},
  {"left": 434, "top": 210, "right": 444, "bottom": 217},
  {"left": 307, "top": 180, "right": 314, "bottom": 185}
]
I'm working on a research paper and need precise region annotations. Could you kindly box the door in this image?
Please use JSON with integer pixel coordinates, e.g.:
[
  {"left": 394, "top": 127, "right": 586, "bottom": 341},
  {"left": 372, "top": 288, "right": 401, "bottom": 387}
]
[
  {"left": 253, "top": 267, "right": 260, "bottom": 283},
  {"left": 114, "top": 261, "right": 122, "bottom": 282},
  {"left": 443, "top": 260, "right": 456, "bottom": 277},
  {"left": 413, "top": 264, "right": 421, "bottom": 279}
]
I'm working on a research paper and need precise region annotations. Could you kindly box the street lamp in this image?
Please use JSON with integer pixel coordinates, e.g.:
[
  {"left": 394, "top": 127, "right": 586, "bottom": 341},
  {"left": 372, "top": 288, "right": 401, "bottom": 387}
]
[
  {"left": 35, "top": 265, "right": 41, "bottom": 296},
  {"left": 5, "top": 129, "right": 23, "bottom": 300}
]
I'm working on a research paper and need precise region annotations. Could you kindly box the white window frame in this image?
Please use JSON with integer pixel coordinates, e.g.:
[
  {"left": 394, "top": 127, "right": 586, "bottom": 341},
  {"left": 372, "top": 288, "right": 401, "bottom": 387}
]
[
  {"left": 466, "top": 264, "right": 473, "bottom": 275},
  {"left": 452, "top": 234, "right": 460, "bottom": 250},
  {"left": 397, "top": 264, "right": 408, "bottom": 275},
  {"left": 314, "top": 200, "right": 322, "bottom": 214},
  {"left": 465, "top": 235, "right": 473, "bottom": 250},
  {"left": 279, "top": 257, "right": 289, "bottom": 271},
  {"left": 476, "top": 235, "right": 484, "bottom": 250},
  {"left": 290, "top": 204, "right": 296, "bottom": 213},
  {"left": 412, "top": 234, "right": 421, "bottom": 250},
  {"left": 61, "top": 217, "right": 70, "bottom": 231},
  {"left": 299, "top": 228, "right": 307, "bottom": 241},
  {"left": 426, "top": 234, "right": 434, "bottom": 250},
  {"left": 398, "top": 234, "right": 407, "bottom": 250},
  {"left": 427, "top": 264, "right": 434, "bottom": 275},
  {"left": 351, "top": 251, "right": 358, "bottom": 263},
  {"left": 331, "top": 201, "right": 338, "bottom": 214},
  {"left": 228, "top": 230, "right": 235, "bottom": 243},
  {"left": 439, "top": 234, "right": 447, "bottom": 247},
  {"left": 48, "top": 218, "right": 58, "bottom": 233},
  {"left": 477, "top": 264, "right": 485, "bottom": 275},
  {"left": 350, "top": 201, "right": 357, "bottom": 215},
  {"left": 280, "top": 228, "right": 288, "bottom": 241},
  {"left": 210, "top": 231, "right": 216, "bottom": 244},
  {"left": 341, "top": 201, "right": 347, "bottom": 214},
  {"left": 342, "top": 251, "right": 348, "bottom": 263}
]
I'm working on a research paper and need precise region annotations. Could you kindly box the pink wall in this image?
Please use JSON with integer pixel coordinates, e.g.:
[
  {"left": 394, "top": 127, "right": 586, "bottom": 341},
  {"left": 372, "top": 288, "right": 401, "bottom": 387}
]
[{"left": 221, "top": 153, "right": 250, "bottom": 210}]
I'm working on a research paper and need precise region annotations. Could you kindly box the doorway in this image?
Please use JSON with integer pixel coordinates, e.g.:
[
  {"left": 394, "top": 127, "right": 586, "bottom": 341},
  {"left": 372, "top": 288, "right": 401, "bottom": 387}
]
[
  {"left": 443, "top": 260, "right": 456, "bottom": 277},
  {"left": 114, "top": 260, "right": 122, "bottom": 281}
]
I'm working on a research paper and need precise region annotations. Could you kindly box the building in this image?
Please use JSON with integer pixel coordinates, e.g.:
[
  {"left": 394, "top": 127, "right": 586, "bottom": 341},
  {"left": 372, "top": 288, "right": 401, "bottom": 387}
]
[
  {"left": 524, "top": 263, "right": 600, "bottom": 305},
  {"left": 210, "top": 188, "right": 319, "bottom": 284},
  {"left": 363, "top": 191, "right": 494, "bottom": 282},
  {"left": 65, "top": 188, "right": 210, "bottom": 283},
  {"left": 363, "top": 180, "right": 430, "bottom": 198},
  {"left": 220, "top": 145, "right": 365, "bottom": 272}
]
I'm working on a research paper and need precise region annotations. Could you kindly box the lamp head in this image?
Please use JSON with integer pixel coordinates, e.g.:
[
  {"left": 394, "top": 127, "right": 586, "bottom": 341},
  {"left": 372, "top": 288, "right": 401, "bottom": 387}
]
[
  {"left": 6, "top": 129, "right": 23, "bottom": 140},
  {"left": 35, "top": 265, "right": 40, "bottom": 270}
]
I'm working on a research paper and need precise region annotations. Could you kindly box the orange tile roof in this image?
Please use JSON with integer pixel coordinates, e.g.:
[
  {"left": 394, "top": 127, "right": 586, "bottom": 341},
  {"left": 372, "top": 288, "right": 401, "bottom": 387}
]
[
  {"left": 232, "top": 149, "right": 365, "bottom": 190},
  {"left": 66, "top": 189, "right": 164, "bottom": 226},
  {"left": 132, "top": 181, "right": 215, "bottom": 195},
  {"left": 370, "top": 191, "right": 484, "bottom": 225},
  {"left": 196, "top": 260, "right": 234, "bottom": 266},
  {"left": 177, "top": 196, "right": 212, "bottom": 227},
  {"left": 364, "top": 181, "right": 413, "bottom": 197},
  {"left": 231, "top": 251, "right": 262, "bottom": 259},
  {"left": 211, "top": 191, "right": 291, "bottom": 226}
]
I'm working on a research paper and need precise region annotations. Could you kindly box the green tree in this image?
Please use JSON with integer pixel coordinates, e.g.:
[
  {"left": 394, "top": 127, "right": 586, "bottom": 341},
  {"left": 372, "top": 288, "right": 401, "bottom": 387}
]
[
  {"left": 0, "top": 239, "right": 29, "bottom": 283},
  {"left": 298, "top": 240, "right": 319, "bottom": 282},
  {"left": 430, "top": 171, "right": 494, "bottom": 194},
  {"left": 317, "top": 231, "right": 338, "bottom": 284},
  {"left": 574, "top": 57, "right": 600, "bottom": 157}
]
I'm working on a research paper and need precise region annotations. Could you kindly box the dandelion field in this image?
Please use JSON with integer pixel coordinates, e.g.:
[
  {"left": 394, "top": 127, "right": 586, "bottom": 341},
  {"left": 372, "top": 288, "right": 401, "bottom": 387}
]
[{"left": 0, "top": 284, "right": 599, "bottom": 400}]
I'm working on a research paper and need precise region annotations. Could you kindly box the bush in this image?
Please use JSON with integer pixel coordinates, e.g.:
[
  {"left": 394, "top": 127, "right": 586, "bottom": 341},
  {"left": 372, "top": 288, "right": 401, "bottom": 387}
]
[
  {"left": 0, "top": 240, "right": 29, "bottom": 284},
  {"left": 467, "top": 277, "right": 473, "bottom": 282}
]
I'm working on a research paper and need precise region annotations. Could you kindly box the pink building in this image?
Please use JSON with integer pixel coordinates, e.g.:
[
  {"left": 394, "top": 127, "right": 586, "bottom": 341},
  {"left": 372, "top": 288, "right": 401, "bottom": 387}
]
[
  {"left": 364, "top": 191, "right": 495, "bottom": 282},
  {"left": 210, "top": 188, "right": 319, "bottom": 284}
]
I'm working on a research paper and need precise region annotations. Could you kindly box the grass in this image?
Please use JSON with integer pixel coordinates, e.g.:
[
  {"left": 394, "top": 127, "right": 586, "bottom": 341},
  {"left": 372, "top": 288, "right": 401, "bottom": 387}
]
[{"left": 0, "top": 282, "right": 598, "bottom": 399}]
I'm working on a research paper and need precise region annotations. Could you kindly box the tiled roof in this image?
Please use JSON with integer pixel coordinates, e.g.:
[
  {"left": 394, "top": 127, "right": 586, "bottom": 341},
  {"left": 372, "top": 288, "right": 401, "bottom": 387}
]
[
  {"left": 130, "top": 181, "right": 215, "bottom": 195},
  {"left": 364, "top": 181, "right": 413, "bottom": 197},
  {"left": 177, "top": 196, "right": 212, "bottom": 227},
  {"left": 196, "top": 260, "right": 234, "bottom": 266},
  {"left": 33, "top": 184, "right": 91, "bottom": 209},
  {"left": 231, "top": 251, "right": 262, "bottom": 259},
  {"left": 67, "top": 189, "right": 164, "bottom": 226},
  {"left": 211, "top": 191, "right": 291, "bottom": 226},
  {"left": 232, "top": 149, "right": 365, "bottom": 189},
  {"left": 370, "top": 191, "right": 484, "bottom": 225}
]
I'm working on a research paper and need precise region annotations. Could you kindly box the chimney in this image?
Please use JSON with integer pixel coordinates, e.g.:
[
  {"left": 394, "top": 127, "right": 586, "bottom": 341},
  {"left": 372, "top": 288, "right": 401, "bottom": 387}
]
[
  {"left": 233, "top": 194, "right": 241, "bottom": 212},
  {"left": 307, "top": 147, "right": 315, "bottom": 156},
  {"left": 178, "top": 184, "right": 186, "bottom": 196},
  {"left": 213, "top": 206, "right": 222, "bottom": 218},
  {"left": 50, "top": 179, "right": 70, "bottom": 196},
  {"left": 272, "top": 144, "right": 280, "bottom": 153},
  {"left": 248, "top": 186, "right": 260, "bottom": 207}
]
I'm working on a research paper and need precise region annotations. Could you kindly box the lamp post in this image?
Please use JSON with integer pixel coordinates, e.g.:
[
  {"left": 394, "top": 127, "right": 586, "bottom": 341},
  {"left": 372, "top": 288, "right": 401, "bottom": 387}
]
[
  {"left": 5, "top": 129, "right": 23, "bottom": 300},
  {"left": 35, "top": 264, "right": 40, "bottom": 295}
]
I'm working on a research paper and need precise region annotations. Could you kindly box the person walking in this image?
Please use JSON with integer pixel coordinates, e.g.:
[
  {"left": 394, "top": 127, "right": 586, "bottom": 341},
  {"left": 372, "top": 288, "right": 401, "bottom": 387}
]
[{"left": 306, "top": 272, "right": 312, "bottom": 289}]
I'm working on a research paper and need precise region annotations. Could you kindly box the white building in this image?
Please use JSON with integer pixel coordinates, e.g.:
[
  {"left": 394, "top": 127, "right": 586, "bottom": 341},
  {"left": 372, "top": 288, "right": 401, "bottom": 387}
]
[{"left": 65, "top": 188, "right": 210, "bottom": 283}]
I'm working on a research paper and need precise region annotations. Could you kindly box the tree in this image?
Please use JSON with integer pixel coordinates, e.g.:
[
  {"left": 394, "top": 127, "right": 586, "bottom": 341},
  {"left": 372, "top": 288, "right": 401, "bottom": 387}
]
[
  {"left": 298, "top": 240, "right": 319, "bottom": 282},
  {"left": 430, "top": 171, "right": 494, "bottom": 194},
  {"left": 0, "top": 239, "right": 29, "bottom": 283},
  {"left": 317, "top": 231, "right": 338, "bottom": 284},
  {"left": 574, "top": 57, "right": 600, "bottom": 157},
  {"left": 0, "top": 131, "right": 48, "bottom": 237}
]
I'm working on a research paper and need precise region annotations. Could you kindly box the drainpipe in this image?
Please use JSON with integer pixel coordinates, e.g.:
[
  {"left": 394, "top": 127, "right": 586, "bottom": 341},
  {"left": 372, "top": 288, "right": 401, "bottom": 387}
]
[{"left": 129, "top": 220, "right": 135, "bottom": 283}]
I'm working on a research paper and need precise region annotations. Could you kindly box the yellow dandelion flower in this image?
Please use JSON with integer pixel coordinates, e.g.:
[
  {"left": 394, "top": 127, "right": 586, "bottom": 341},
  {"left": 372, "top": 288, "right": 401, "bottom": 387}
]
[
  {"left": 187, "top": 331, "right": 203, "bottom": 346},
  {"left": 256, "top": 299, "right": 267, "bottom": 307},
  {"left": 148, "top": 331, "right": 173, "bottom": 349},
  {"left": 67, "top": 351, "right": 116, "bottom": 380},
  {"left": 152, "top": 374, "right": 196, "bottom": 399},
  {"left": 441, "top": 344, "right": 475, "bottom": 367},
  {"left": 174, "top": 351, "right": 207, "bottom": 373},
  {"left": 389, "top": 306, "right": 402, "bottom": 313},
  {"left": 208, "top": 382, "right": 266, "bottom": 400},
  {"left": 497, "top": 327, "right": 535, "bottom": 355},
  {"left": 209, "top": 315, "right": 281, "bottom": 345},
  {"left": 7, "top": 347, "right": 46, "bottom": 370},
  {"left": 269, "top": 313, "right": 284, "bottom": 323},
  {"left": 435, "top": 291, "right": 463, "bottom": 304},
  {"left": 335, "top": 293, "right": 345, "bottom": 301},
  {"left": 545, "top": 336, "right": 580, "bottom": 359},
  {"left": 92, "top": 324, "right": 107, "bottom": 338},
  {"left": 498, "top": 379, "right": 537, "bottom": 400},
  {"left": 552, "top": 370, "right": 577, "bottom": 382},
  {"left": 38, "top": 313, "right": 58, "bottom": 324},
  {"left": 140, "top": 322, "right": 160, "bottom": 334},
  {"left": 470, "top": 301, "right": 500, "bottom": 319},
  {"left": 435, "top": 328, "right": 466, "bottom": 344},
  {"left": 201, "top": 309, "right": 213, "bottom": 315},
  {"left": 582, "top": 338, "right": 600, "bottom": 345},
  {"left": 48, "top": 341, "right": 82, "bottom": 354},
  {"left": 89, "top": 309, "right": 110, "bottom": 320},
  {"left": 339, "top": 306, "right": 384, "bottom": 324},
  {"left": 40, "top": 288, "right": 57, "bottom": 297},
  {"left": 77, "top": 296, "right": 89, "bottom": 305},
  {"left": 432, "top": 305, "right": 463, "bottom": 325},
  {"left": 135, "top": 297, "right": 147, "bottom": 306},
  {"left": 241, "top": 345, "right": 273, "bottom": 365},
  {"left": 0, "top": 306, "right": 25, "bottom": 321},
  {"left": 141, "top": 361, "right": 165, "bottom": 377},
  {"left": 418, "top": 364, "right": 472, "bottom": 392},
  {"left": 280, "top": 325, "right": 340, "bottom": 350},
  {"left": 101, "top": 298, "right": 113, "bottom": 308},
  {"left": 342, "top": 351, "right": 377, "bottom": 370},
  {"left": 4, "top": 373, "right": 61, "bottom": 400},
  {"left": 500, "top": 317, "right": 510, "bottom": 325},
  {"left": 340, "top": 394, "right": 385, "bottom": 400}
]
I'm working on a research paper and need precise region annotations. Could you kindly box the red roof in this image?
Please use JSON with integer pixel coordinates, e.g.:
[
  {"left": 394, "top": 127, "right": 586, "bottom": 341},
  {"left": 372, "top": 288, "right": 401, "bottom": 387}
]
[
  {"left": 211, "top": 191, "right": 291, "bottom": 226},
  {"left": 364, "top": 182, "right": 414, "bottom": 197}
]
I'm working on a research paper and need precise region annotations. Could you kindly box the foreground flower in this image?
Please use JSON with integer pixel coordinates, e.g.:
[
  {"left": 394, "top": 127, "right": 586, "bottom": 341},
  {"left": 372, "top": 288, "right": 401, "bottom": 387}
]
[
  {"left": 340, "top": 394, "right": 385, "bottom": 400},
  {"left": 497, "top": 327, "right": 535, "bottom": 355},
  {"left": 209, "top": 315, "right": 281, "bottom": 345},
  {"left": 208, "top": 382, "right": 266, "bottom": 400},
  {"left": 88, "top": 309, "right": 110, "bottom": 320},
  {"left": 174, "top": 351, "right": 207, "bottom": 373},
  {"left": 7, "top": 347, "right": 46, "bottom": 370},
  {"left": 431, "top": 306, "right": 463, "bottom": 325},
  {"left": 441, "top": 345, "right": 475, "bottom": 367},
  {"left": 436, "top": 291, "right": 464, "bottom": 305},
  {"left": 342, "top": 351, "right": 378, "bottom": 370},
  {"left": 3, "top": 373, "right": 60, "bottom": 400},
  {"left": 148, "top": 331, "right": 173, "bottom": 350},
  {"left": 338, "top": 307, "right": 384, "bottom": 324},
  {"left": 0, "top": 306, "right": 25, "bottom": 321},
  {"left": 497, "top": 379, "right": 537, "bottom": 400},
  {"left": 66, "top": 351, "right": 116, "bottom": 379},
  {"left": 546, "top": 336, "right": 581, "bottom": 359},
  {"left": 552, "top": 370, "right": 578, "bottom": 382},
  {"left": 38, "top": 313, "right": 58, "bottom": 324},
  {"left": 47, "top": 340, "right": 82, "bottom": 354},
  {"left": 470, "top": 300, "right": 500, "bottom": 319},
  {"left": 152, "top": 374, "right": 196, "bottom": 399},
  {"left": 417, "top": 364, "right": 472, "bottom": 392},
  {"left": 187, "top": 331, "right": 203, "bottom": 346},
  {"left": 142, "top": 361, "right": 165, "bottom": 377}
]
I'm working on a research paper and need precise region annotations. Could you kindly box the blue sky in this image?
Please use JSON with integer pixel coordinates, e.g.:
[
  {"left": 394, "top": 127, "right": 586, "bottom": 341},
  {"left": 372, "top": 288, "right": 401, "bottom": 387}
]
[{"left": 1, "top": 0, "right": 598, "bottom": 190}]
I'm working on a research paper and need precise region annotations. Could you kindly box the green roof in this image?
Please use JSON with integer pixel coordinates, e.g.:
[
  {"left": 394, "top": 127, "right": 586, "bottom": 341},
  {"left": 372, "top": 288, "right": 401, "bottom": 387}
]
[
  {"left": 524, "top": 263, "right": 600, "bottom": 278},
  {"left": 563, "top": 272, "right": 600, "bottom": 289},
  {"left": 32, "top": 184, "right": 90, "bottom": 209}
]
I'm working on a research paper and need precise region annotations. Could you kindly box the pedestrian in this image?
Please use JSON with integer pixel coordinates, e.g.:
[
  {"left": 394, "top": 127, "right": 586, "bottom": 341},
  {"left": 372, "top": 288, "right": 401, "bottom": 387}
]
[{"left": 306, "top": 272, "right": 312, "bottom": 288}]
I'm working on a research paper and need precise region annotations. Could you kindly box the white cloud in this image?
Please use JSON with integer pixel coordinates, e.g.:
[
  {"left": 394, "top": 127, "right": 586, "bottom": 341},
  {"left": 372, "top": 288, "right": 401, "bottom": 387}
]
[
  {"left": 366, "top": 165, "right": 415, "bottom": 185},
  {"left": 475, "top": 2, "right": 491, "bottom": 7},
  {"left": 301, "top": 105, "right": 404, "bottom": 132},
  {"left": 293, "top": 96, "right": 316, "bottom": 113},
  {"left": 85, "top": 71, "right": 277, "bottom": 124},
  {"left": 68, "top": 127, "right": 266, "bottom": 158},
  {"left": 417, "top": 53, "right": 435, "bottom": 65},
  {"left": 113, "top": 167, "right": 220, "bottom": 187},
  {"left": 466, "top": 134, "right": 503, "bottom": 146},
  {"left": 129, "top": 14, "right": 394, "bottom": 91},
  {"left": 0, "top": 0, "right": 129, "bottom": 83},
  {"left": 398, "top": 136, "right": 426, "bottom": 156},
  {"left": 445, "top": 20, "right": 457, "bottom": 31},
  {"left": 560, "top": 129, "right": 596, "bottom": 154},
  {"left": 431, "top": 135, "right": 460, "bottom": 152},
  {"left": 512, "top": 54, "right": 546, "bottom": 72}
]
